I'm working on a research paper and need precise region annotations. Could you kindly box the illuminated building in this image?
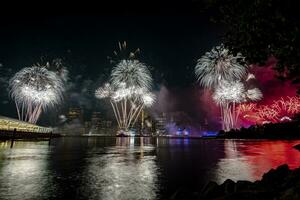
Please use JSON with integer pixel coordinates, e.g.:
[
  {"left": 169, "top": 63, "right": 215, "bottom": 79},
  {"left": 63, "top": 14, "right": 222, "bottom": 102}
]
[
  {"left": 138, "top": 110, "right": 154, "bottom": 135},
  {"left": 84, "top": 121, "right": 92, "bottom": 134},
  {"left": 0, "top": 116, "right": 52, "bottom": 133},
  {"left": 68, "top": 107, "right": 83, "bottom": 122},
  {"left": 91, "top": 112, "right": 102, "bottom": 130},
  {"left": 154, "top": 112, "right": 167, "bottom": 135}
]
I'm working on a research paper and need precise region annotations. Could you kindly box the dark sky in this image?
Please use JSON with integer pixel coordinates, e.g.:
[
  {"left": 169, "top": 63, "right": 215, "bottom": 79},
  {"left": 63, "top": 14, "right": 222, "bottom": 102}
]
[{"left": 0, "top": 4, "right": 223, "bottom": 125}]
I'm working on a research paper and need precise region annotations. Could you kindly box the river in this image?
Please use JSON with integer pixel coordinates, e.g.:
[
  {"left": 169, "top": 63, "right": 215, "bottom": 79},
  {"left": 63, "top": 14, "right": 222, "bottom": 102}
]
[{"left": 0, "top": 137, "right": 299, "bottom": 200}]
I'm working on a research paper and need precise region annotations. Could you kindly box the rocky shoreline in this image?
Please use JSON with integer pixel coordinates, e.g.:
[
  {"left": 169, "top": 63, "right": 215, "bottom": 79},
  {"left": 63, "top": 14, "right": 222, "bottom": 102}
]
[
  {"left": 171, "top": 164, "right": 300, "bottom": 200},
  {"left": 217, "top": 121, "right": 300, "bottom": 139},
  {"left": 199, "top": 164, "right": 300, "bottom": 200}
]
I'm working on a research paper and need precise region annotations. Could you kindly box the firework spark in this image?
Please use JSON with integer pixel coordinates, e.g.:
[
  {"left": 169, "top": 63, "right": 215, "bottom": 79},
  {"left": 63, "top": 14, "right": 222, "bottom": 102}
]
[
  {"left": 246, "top": 88, "right": 263, "bottom": 101},
  {"left": 195, "top": 44, "right": 248, "bottom": 88},
  {"left": 107, "top": 41, "right": 140, "bottom": 64},
  {"left": 111, "top": 60, "right": 152, "bottom": 90},
  {"left": 96, "top": 55, "right": 154, "bottom": 133},
  {"left": 237, "top": 96, "right": 300, "bottom": 125},
  {"left": 9, "top": 66, "right": 64, "bottom": 124}
]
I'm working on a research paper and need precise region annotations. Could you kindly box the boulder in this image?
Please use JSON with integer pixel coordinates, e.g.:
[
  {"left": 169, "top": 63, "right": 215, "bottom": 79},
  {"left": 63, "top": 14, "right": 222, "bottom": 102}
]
[
  {"left": 261, "top": 164, "right": 290, "bottom": 188},
  {"left": 220, "top": 179, "right": 236, "bottom": 194},
  {"left": 280, "top": 187, "right": 300, "bottom": 200},
  {"left": 235, "top": 180, "right": 254, "bottom": 192},
  {"left": 200, "top": 181, "right": 220, "bottom": 197}
]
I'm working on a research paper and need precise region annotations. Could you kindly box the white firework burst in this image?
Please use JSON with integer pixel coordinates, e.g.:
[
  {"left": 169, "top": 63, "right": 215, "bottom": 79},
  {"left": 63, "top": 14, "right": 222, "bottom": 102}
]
[
  {"left": 195, "top": 44, "right": 248, "bottom": 88},
  {"left": 246, "top": 88, "right": 263, "bottom": 101},
  {"left": 95, "top": 58, "right": 155, "bottom": 132},
  {"left": 213, "top": 80, "right": 246, "bottom": 105},
  {"left": 95, "top": 83, "right": 112, "bottom": 99},
  {"left": 141, "top": 92, "right": 155, "bottom": 107},
  {"left": 111, "top": 59, "right": 152, "bottom": 90},
  {"left": 9, "top": 66, "right": 64, "bottom": 123},
  {"left": 246, "top": 73, "right": 256, "bottom": 81}
]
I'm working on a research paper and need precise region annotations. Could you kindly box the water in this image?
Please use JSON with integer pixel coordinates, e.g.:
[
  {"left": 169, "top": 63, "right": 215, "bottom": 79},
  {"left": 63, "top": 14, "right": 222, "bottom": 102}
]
[{"left": 0, "top": 137, "right": 300, "bottom": 200}]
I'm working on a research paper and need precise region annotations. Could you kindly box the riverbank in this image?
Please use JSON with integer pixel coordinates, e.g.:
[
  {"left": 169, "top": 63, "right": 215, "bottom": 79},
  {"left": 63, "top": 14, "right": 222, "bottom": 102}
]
[
  {"left": 170, "top": 164, "right": 300, "bottom": 200},
  {"left": 0, "top": 129, "right": 61, "bottom": 140},
  {"left": 218, "top": 121, "right": 300, "bottom": 139}
]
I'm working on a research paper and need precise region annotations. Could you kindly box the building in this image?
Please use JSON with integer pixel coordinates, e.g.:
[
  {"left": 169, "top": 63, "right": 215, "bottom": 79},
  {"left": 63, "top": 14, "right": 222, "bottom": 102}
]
[
  {"left": 68, "top": 107, "right": 83, "bottom": 122},
  {"left": 0, "top": 116, "right": 52, "bottom": 133},
  {"left": 91, "top": 112, "right": 102, "bottom": 130},
  {"left": 154, "top": 112, "right": 167, "bottom": 135}
]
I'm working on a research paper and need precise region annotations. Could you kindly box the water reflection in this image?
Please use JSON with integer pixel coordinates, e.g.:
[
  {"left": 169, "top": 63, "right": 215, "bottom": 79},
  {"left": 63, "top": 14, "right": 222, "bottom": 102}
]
[
  {"left": 0, "top": 141, "right": 54, "bottom": 200},
  {"left": 213, "top": 140, "right": 300, "bottom": 183},
  {"left": 0, "top": 138, "right": 299, "bottom": 199},
  {"left": 80, "top": 137, "right": 159, "bottom": 200}
]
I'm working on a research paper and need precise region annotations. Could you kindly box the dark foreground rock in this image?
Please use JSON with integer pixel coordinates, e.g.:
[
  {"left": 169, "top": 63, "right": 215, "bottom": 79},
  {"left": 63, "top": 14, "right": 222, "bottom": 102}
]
[
  {"left": 199, "top": 164, "right": 300, "bottom": 200},
  {"left": 294, "top": 144, "right": 300, "bottom": 151},
  {"left": 170, "top": 164, "right": 300, "bottom": 200}
]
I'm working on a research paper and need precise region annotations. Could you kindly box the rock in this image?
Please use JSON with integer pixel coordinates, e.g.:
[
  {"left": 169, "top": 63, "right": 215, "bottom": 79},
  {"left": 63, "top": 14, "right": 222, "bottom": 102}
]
[
  {"left": 200, "top": 181, "right": 220, "bottom": 197},
  {"left": 293, "top": 144, "right": 300, "bottom": 151},
  {"left": 170, "top": 188, "right": 198, "bottom": 200},
  {"left": 279, "top": 187, "right": 300, "bottom": 200},
  {"left": 235, "top": 180, "right": 254, "bottom": 192},
  {"left": 223, "top": 191, "right": 273, "bottom": 200},
  {"left": 220, "top": 179, "right": 236, "bottom": 194},
  {"left": 261, "top": 164, "right": 290, "bottom": 188},
  {"left": 282, "top": 167, "right": 300, "bottom": 189}
]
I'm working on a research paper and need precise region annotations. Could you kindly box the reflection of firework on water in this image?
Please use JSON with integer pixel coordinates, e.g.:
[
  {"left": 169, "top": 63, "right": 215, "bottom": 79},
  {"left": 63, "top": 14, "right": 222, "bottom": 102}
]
[
  {"left": 9, "top": 66, "right": 64, "bottom": 124},
  {"left": 237, "top": 96, "right": 300, "bottom": 125},
  {"left": 96, "top": 54, "right": 154, "bottom": 132},
  {"left": 195, "top": 44, "right": 248, "bottom": 88}
]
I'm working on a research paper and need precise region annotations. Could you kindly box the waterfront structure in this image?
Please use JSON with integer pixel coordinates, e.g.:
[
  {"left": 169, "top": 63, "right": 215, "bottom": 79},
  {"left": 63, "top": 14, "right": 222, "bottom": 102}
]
[
  {"left": 0, "top": 115, "right": 52, "bottom": 133},
  {"left": 154, "top": 112, "right": 167, "bottom": 135},
  {"left": 68, "top": 107, "right": 83, "bottom": 122},
  {"left": 91, "top": 112, "right": 102, "bottom": 130}
]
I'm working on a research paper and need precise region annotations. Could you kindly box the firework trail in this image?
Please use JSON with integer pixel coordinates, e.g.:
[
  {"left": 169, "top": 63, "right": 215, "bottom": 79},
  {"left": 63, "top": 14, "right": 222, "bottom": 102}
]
[
  {"left": 195, "top": 44, "right": 248, "bottom": 88},
  {"left": 237, "top": 96, "right": 300, "bottom": 125},
  {"left": 9, "top": 65, "right": 65, "bottom": 124},
  {"left": 195, "top": 44, "right": 262, "bottom": 131},
  {"left": 96, "top": 42, "right": 154, "bottom": 134},
  {"left": 95, "top": 81, "right": 155, "bottom": 132}
]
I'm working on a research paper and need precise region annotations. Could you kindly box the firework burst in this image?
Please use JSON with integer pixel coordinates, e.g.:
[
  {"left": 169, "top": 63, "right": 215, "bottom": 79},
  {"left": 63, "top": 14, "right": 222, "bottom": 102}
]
[
  {"left": 111, "top": 59, "right": 152, "bottom": 90},
  {"left": 246, "top": 88, "right": 263, "bottom": 101},
  {"left": 195, "top": 44, "right": 248, "bottom": 88},
  {"left": 237, "top": 96, "right": 300, "bottom": 125},
  {"left": 96, "top": 48, "right": 154, "bottom": 133},
  {"left": 9, "top": 66, "right": 64, "bottom": 124}
]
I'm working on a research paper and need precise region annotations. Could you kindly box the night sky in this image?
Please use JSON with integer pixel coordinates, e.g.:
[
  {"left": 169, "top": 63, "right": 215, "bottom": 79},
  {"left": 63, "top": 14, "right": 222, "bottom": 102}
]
[{"left": 0, "top": 9, "right": 224, "bottom": 125}]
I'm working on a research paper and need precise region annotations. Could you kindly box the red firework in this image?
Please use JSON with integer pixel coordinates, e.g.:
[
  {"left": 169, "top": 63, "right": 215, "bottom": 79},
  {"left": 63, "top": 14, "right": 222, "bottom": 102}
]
[{"left": 237, "top": 96, "right": 300, "bottom": 125}]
